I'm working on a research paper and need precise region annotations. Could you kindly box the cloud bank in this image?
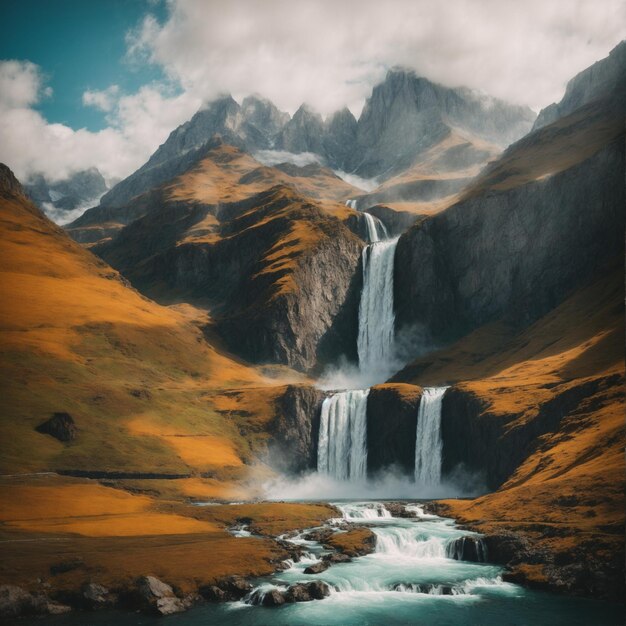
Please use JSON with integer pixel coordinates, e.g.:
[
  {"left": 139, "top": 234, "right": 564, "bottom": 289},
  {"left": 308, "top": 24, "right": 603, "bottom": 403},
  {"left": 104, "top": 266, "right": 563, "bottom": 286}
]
[
  {"left": 132, "top": 0, "right": 626, "bottom": 115},
  {"left": 0, "top": 61, "right": 199, "bottom": 183},
  {"left": 0, "top": 0, "right": 625, "bottom": 186}
]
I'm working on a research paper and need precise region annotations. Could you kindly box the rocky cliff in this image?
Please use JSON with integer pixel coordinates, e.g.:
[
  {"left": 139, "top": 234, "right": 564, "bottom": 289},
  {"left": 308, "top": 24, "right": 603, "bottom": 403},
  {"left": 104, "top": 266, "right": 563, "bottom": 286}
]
[
  {"left": 266, "top": 385, "right": 327, "bottom": 474},
  {"left": 533, "top": 41, "right": 626, "bottom": 130},
  {"left": 96, "top": 184, "right": 363, "bottom": 373},
  {"left": 394, "top": 98, "right": 624, "bottom": 344},
  {"left": 366, "top": 384, "right": 422, "bottom": 476},
  {"left": 25, "top": 168, "right": 107, "bottom": 217}
]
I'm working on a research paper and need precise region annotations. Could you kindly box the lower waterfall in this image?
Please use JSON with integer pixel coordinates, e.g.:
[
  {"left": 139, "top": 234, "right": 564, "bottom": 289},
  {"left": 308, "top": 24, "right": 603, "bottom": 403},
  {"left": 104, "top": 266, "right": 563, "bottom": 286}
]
[
  {"left": 317, "top": 389, "right": 369, "bottom": 480},
  {"left": 414, "top": 386, "right": 448, "bottom": 485}
]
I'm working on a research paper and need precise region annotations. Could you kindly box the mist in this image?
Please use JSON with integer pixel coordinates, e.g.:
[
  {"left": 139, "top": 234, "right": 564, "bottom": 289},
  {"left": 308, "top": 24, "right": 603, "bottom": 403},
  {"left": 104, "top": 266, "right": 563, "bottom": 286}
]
[{"left": 262, "top": 466, "right": 486, "bottom": 501}]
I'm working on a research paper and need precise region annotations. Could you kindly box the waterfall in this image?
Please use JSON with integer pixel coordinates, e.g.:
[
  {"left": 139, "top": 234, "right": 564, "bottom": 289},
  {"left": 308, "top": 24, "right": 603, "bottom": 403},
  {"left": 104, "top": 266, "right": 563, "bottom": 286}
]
[
  {"left": 362, "top": 212, "right": 389, "bottom": 243},
  {"left": 317, "top": 389, "right": 369, "bottom": 480},
  {"left": 337, "top": 502, "right": 391, "bottom": 520},
  {"left": 414, "top": 387, "right": 448, "bottom": 485},
  {"left": 357, "top": 238, "right": 399, "bottom": 373},
  {"left": 374, "top": 527, "right": 447, "bottom": 558}
]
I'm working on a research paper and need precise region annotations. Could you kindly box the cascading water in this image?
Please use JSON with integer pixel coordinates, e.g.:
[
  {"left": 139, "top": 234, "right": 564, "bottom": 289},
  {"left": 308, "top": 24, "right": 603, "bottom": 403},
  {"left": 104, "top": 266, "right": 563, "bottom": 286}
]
[
  {"left": 414, "top": 386, "right": 448, "bottom": 486},
  {"left": 362, "top": 212, "right": 389, "bottom": 243},
  {"left": 317, "top": 390, "right": 369, "bottom": 480},
  {"left": 357, "top": 237, "right": 399, "bottom": 373}
]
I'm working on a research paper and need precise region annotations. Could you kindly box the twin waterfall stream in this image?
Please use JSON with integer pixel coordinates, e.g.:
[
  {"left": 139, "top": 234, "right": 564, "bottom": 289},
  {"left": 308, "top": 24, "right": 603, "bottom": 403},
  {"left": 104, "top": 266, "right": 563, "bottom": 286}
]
[{"left": 317, "top": 209, "right": 447, "bottom": 488}]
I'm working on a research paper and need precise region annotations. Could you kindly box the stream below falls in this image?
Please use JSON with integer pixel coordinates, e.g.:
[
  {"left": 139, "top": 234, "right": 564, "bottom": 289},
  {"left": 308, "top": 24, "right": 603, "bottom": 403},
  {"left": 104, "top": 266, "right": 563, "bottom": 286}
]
[{"left": 28, "top": 501, "right": 623, "bottom": 626}]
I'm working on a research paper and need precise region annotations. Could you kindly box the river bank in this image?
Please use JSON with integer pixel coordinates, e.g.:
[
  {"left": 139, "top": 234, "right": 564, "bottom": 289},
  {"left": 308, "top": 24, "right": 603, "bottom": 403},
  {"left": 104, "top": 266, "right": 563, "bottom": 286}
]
[{"left": 3, "top": 500, "right": 623, "bottom": 625}]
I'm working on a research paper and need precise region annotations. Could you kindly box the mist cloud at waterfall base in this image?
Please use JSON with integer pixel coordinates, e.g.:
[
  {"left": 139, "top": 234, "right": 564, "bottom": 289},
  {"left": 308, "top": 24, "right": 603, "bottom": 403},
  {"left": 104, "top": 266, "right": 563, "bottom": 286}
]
[
  {"left": 262, "top": 468, "right": 486, "bottom": 501},
  {"left": 316, "top": 324, "right": 439, "bottom": 391}
]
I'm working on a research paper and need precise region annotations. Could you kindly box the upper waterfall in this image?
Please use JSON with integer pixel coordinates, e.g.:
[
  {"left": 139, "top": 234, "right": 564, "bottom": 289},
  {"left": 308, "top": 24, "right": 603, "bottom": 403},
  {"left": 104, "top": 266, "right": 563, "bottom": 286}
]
[
  {"left": 357, "top": 237, "right": 399, "bottom": 375},
  {"left": 414, "top": 387, "right": 448, "bottom": 486},
  {"left": 362, "top": 212, "right": 388, "bottom": 243}
]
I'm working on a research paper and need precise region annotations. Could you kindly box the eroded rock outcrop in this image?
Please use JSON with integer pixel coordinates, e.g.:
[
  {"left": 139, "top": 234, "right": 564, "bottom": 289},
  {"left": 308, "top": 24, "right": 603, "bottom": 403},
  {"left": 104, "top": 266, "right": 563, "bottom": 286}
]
[
  {"left": 267, "top": 385, "right": 327, "bottom": 473},
  {"left": 35, "top": 412, "right": 77, "bottom": 442},
  {"left": 366, "top": 384, "right": 422, "bottom": 476}
]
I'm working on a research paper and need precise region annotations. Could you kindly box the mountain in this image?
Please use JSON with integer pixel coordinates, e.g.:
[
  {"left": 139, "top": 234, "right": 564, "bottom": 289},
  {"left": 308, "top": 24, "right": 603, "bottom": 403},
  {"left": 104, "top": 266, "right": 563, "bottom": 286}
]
[
  {"left": 98, "top": 95, "right": 289, "bottom": 208},
  {"left": 533, "top": 40, "right": 626, "bottom": 130},
  {"left": 25, "top": 167, "right": 107, "bottom": 219},
  {"left": 352, "top": 68, "right": 535, "bottom": 178},
  {"left": 276, "top": 104, "right": 326, "bottom": 154},
  {"left": 73, "top": 142, "right": 364, "bottom": 372},
  {"left": 97, "top": 72, "right": 534, "bottom": 210}
]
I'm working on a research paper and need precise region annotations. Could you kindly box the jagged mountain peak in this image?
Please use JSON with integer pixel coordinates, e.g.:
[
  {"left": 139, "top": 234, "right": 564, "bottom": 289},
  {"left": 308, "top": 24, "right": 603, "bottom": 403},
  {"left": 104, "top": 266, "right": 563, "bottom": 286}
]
[{"left": 292, "top": 103, "right": 323, "bottom": 121}]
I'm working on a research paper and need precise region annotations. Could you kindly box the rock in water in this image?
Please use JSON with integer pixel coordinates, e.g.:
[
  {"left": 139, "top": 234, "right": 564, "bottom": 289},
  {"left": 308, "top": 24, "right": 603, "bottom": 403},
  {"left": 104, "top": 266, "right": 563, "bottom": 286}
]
[
  {"left": 136, "top": 575, "right": 184, "bottom": 615},
  {"left": 303, "top": 561, "right": 329, "bottom": 574}
]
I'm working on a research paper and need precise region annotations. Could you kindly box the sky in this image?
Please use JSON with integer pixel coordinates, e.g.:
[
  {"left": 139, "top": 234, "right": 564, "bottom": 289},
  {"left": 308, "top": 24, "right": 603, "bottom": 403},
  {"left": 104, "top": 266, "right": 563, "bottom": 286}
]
[{"left": 0, "top": 0, "right": 625, "bottom": 184}]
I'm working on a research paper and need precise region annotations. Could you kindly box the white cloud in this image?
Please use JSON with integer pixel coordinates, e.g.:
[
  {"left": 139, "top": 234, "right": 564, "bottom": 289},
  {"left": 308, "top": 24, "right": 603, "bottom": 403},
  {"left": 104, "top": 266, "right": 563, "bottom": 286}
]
[
  {"left": 1, "top": 1, "right": 625, "bottom": 191},
  {"left": 129, "top": 0, "right": 626, "bottom": 115},
  {"left": 0, "top": 61, "right": 200, "bottom": 184},
  {"left": 0, "top": 60, "right": 46, "bottom": 109},
  {"left": 82, "top": 84, "right": 120, "bottom": 112}
]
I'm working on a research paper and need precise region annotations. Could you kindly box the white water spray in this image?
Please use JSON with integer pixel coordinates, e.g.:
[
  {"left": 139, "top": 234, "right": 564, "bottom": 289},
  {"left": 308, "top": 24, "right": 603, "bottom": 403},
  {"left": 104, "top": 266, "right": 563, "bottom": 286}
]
[
  {"left": 317, "top": 390, "right": 369, "bottom": 480},
  {"left": 362, "top": 212, "right": 389, "bottom": 243},
  {"left": 414, "top": 387, "right": 448, "bottom": 486},
  {"left": 357, "top": 237, "right": 399, "bottom": 374}
]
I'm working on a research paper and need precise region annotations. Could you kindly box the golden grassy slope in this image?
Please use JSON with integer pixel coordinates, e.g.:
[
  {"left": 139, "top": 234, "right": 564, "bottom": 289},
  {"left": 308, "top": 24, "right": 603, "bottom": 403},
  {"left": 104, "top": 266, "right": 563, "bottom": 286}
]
[{"left": 0, "top": 186, "right": 289, "bottom": 477}]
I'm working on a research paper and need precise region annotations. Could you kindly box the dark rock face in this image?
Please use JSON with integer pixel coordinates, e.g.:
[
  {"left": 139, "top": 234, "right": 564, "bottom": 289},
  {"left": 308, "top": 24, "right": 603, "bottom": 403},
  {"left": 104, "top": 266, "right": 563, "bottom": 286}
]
[
  {"left": 395, "top": 139, "right": 625, "bottom": 344},
  {"left": 367, "top": 384, "right": 422, "bottom": 476},
  {"left": 365, "top": 205, "right": 422, "bottom": 237},
  {"left": 267, "top": 385, "right": 326, "bottom": 473},
  {"left": 217, "top": 214, "right": 363, "bottom": 371},
  {"left": 35, "top": 412, "right": 77, "bottom": 442},
  {"left": 323, "top": 108, "right": 358, "bottom": 171},
  {"left": 110, "top": 187, "right": 363, "bottom": 373},
  {"left": 446, "top": 536, "right": 488, "bottom": 562},
  {"left": 0, "top": 163, "right": 27, "bottom": 198},
  {"left": 533, "top": 41, "right": 626, "bottom": 130},
  {"left": 441, "top": 375, "right": 620, "bottom": 490}
]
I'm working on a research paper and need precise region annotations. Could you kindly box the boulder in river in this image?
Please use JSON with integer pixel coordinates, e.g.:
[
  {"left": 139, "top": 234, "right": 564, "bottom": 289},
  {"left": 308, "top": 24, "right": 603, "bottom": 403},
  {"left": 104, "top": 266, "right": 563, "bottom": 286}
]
[
  {"left": 303, "top": 561, "right": 329, "bottom": 574},
  {"left": 136, "top": 575, "right": 184, "bottom": 615}
]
